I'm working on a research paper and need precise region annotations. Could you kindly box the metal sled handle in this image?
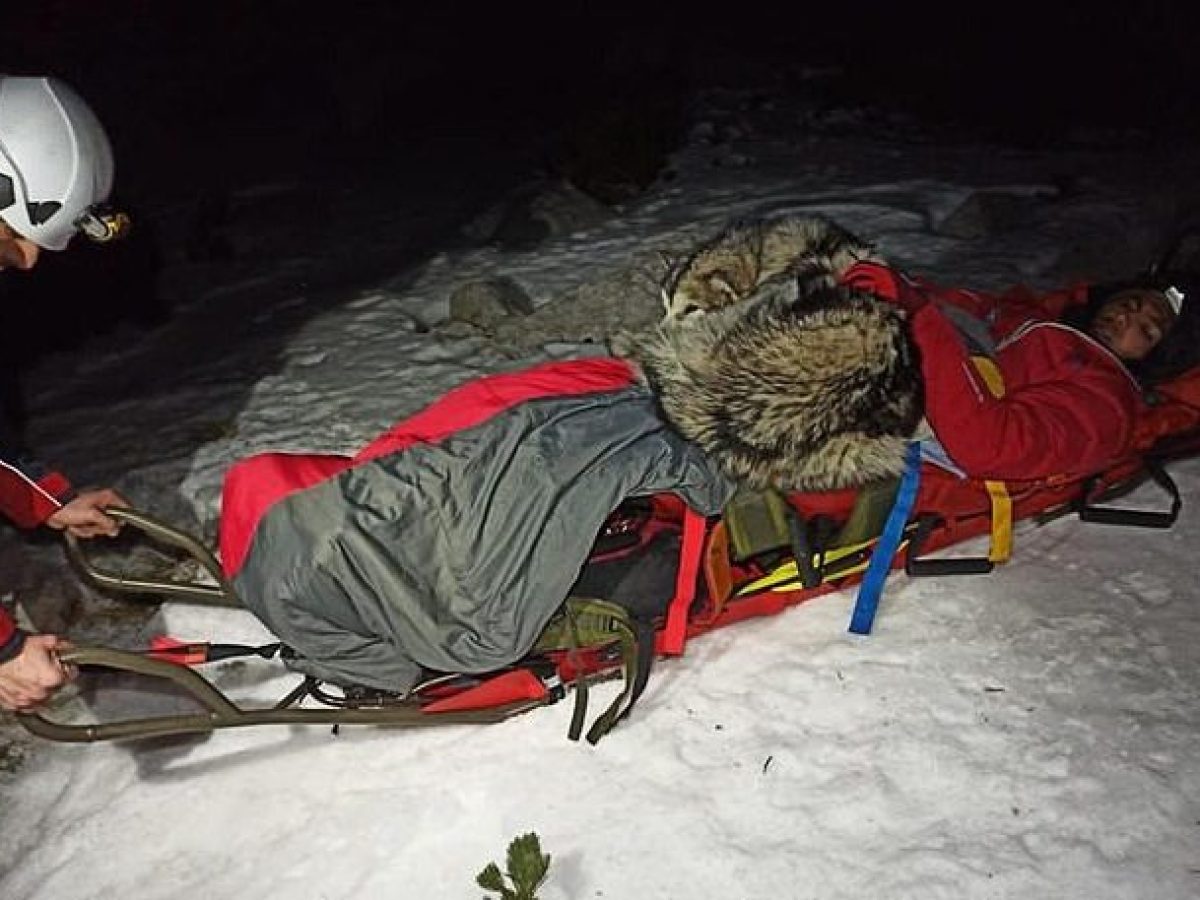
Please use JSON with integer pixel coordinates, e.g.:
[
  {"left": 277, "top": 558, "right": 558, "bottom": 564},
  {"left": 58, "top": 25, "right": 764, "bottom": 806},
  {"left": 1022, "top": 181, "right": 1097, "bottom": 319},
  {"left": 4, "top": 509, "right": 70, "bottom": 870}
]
[
  {"left": 18, "top": 647, "right": 539, "bottom": 743},
  {"left": 63, "top": 507, "right": 240, "bottom": 607},
  {"left": 19, "top": 646, "right": 243, "bottom": 742}
]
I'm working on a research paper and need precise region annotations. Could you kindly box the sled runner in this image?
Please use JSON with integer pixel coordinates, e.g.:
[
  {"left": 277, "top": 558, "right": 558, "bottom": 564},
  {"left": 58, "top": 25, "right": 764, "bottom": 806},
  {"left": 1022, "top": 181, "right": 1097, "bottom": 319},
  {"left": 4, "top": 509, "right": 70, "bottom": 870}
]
[{"left": 19, "top": 644, "right": 547, "bottom": 744}]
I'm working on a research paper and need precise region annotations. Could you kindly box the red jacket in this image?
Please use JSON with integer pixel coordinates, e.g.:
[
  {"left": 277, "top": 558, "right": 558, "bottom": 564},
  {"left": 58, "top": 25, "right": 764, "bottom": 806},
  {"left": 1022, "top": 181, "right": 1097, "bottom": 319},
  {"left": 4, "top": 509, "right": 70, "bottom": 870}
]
[
  {"left": 1, "top": 414, "right": 71, "bottom": 663},
  {"left": 843, "top": 262, "right": 1145, "bottom": 482}
]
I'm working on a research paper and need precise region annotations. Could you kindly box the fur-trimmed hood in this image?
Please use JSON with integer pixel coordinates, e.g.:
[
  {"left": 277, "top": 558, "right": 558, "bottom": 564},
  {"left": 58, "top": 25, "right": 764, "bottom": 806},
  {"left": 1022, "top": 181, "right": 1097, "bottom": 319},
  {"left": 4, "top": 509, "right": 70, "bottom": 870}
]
[{"left": 614, "top": 277, "right": 924, "bottom": 492}]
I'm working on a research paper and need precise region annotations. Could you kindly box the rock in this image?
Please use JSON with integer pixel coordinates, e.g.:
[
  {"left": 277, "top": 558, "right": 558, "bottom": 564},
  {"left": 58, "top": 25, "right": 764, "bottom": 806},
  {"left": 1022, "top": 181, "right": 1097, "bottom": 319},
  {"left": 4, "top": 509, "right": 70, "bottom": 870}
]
[
  {"left": 448, "top": 276, "right": 535, "bottom": 328},
  {"left": 463, "top": 179, "right": 614, "bottom": 251},
  {"left": 691, "top": 120, "right": 717, "bottom": 143},
  {"left": 0, "top": 542, "right": 85, "bottom": 635},
  {"left": 551, "top": 82, "right": 689, "bottom": 205},
  {"left": 934, "top": 189, "right": 1049, "bottom": 240},
  {"left": 488, "top": 248, "right": 675, "bottom": 353},
  {"left": 713, "top": 152, "right": 754, "bottom": 169}
]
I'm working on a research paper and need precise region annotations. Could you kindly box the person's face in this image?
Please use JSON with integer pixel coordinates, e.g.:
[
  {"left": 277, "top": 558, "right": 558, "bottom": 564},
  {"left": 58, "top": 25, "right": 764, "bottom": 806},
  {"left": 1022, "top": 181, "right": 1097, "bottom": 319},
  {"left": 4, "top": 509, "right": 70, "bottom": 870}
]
[
  {"left": 0, "top": 219, "right": 41, "bottom": 271},
  {"left": 1090, "top": 289, "right": 1175, "bottom": 361}
]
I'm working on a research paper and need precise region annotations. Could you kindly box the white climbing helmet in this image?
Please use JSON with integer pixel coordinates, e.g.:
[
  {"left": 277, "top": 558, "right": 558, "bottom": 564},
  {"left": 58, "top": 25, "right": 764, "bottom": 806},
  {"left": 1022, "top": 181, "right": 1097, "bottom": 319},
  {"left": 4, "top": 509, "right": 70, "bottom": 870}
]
[{"left": 0, "top": 75, "right": 115, "bottom": 251}]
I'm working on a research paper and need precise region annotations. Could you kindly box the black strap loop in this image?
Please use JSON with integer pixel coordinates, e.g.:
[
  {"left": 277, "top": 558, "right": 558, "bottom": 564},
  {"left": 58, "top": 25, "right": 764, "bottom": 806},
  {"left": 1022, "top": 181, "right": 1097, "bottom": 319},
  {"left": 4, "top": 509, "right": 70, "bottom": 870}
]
[
  {"left": 784, "top": 508, "right": 834, "bottom": 589},
  {"left": 904, "top": 514, "right": 995, "bottom": 577},
  {"left": 1077, "top": 459, "right": 1181, "bottom": 529}
]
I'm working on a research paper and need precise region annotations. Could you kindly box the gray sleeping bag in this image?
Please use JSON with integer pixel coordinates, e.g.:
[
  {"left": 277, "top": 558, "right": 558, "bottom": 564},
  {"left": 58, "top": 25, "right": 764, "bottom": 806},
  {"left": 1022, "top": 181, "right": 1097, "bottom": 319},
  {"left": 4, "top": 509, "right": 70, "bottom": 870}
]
[{"left": 234, "top": 385, "right": 735, "bottom": 691}]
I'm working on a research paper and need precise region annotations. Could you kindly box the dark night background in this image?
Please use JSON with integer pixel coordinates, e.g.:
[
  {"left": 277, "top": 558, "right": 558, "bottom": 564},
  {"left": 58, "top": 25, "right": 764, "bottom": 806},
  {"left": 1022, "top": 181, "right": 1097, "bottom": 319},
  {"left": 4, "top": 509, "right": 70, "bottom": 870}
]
[{"left": 2, "top": 1, "right": 1199, "bottom": 423}]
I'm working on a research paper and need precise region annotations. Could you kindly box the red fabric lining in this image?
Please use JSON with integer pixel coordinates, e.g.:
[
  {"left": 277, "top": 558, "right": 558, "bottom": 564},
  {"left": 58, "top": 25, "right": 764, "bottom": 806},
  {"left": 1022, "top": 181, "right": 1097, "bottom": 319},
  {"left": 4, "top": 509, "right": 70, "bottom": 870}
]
[
  {"left": 220, "top": 453, "right": 355, "bottom": 577},
  {"left": 353, "top": 358, "right": 638, "bottom": 463},
  {"left": 220, "top": 358, "right": 640, "bottom": 578}
]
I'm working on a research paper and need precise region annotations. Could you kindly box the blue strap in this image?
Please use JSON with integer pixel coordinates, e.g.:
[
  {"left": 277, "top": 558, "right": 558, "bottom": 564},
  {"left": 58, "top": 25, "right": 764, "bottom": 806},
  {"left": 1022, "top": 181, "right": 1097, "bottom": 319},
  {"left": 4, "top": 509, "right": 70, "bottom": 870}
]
[{"left": 848, "top": 442, "right": 922, "bottom": 635}]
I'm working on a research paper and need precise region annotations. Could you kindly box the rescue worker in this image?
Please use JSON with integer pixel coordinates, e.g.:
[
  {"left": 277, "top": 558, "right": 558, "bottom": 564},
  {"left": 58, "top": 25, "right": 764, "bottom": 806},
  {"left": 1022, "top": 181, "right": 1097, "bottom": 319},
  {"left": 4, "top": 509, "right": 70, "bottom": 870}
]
[{"left": 0, "top": 75, "right": 130, "bottom": 712}]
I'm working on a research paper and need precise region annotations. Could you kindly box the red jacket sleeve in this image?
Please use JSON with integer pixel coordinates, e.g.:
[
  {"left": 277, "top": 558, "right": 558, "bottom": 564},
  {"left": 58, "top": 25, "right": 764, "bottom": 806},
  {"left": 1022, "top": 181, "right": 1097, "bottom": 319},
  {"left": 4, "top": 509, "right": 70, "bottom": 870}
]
[
  {"left": 842, "top": 262, "right": 996, "bottom": 318},
  {"left": 0, "top": 455, "right": 70, "bottom": 528},
  {"left": 0, "top": 406, "right": 71, "bottom": 528},
  {"left": 0, "top": 606, "right": 24, "bottom": 664},
  {"left": 912, "top": 304, "right": 1138, "bottom": 481},
  {"left": 843, "top": 263, "right": 1092, "bottom": 331}
]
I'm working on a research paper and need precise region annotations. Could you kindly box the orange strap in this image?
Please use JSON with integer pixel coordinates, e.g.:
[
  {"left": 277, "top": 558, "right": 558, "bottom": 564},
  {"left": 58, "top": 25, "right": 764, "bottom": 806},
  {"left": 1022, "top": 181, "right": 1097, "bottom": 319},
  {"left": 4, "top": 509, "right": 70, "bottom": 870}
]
[{"left": 697, "top": 519, "right": 734, "bottom": 625}]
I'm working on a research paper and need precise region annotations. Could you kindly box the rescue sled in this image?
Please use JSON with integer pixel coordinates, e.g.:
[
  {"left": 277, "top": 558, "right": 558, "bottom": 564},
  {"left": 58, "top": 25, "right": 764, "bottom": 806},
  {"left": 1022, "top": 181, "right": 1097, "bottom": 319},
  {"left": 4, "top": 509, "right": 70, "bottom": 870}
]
[
  {"left": 23, "top": 371, "right": 1200, "bottom": 746},
  {"left": 20, "top": 225, "right": 1200, "bottom": 746}
]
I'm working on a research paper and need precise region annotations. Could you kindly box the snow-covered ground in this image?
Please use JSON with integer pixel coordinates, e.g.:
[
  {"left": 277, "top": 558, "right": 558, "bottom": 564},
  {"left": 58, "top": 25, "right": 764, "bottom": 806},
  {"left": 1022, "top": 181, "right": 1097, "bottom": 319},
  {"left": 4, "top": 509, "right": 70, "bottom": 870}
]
[{"left": 2, "top": 88, "right": 1199, "bottom": 899}]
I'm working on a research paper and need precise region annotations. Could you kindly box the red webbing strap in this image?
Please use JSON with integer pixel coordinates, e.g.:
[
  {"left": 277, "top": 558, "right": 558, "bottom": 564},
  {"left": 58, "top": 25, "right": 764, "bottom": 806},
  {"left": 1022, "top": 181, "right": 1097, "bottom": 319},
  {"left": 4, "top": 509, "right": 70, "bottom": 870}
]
[
  {"left": 147, "top": 636, "right": 283, "bottom": 665},
  {"left": 660, "top": 507, "right": 708, "bottom": 656}
]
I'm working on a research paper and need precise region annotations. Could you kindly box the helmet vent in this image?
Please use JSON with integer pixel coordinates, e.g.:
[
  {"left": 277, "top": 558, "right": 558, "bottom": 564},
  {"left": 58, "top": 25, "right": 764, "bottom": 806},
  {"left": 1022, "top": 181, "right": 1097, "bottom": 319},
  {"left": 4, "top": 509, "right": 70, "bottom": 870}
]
[
  {"left": 0, "top": 174, "right": 12, "bottom": 212},
  {"left": 27, "top": 200, "right": 62, "bottom": 225}
]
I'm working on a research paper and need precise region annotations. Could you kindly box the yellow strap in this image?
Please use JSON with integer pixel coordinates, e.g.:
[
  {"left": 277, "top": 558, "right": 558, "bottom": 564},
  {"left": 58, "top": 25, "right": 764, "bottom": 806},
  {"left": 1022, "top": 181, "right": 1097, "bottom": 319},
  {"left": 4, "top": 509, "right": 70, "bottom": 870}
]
[
  {"left": 735, "top": 538, "right": 883, "bottom": 595},
  {"left": 984, "top": 480, "right": 1013, "bottom": 563},
  {"left": 967, "top": 355, "right": 1012, "bottom": 564},
  {"left": 970, "top": 355, "right": 1006, "bottom": 398}
]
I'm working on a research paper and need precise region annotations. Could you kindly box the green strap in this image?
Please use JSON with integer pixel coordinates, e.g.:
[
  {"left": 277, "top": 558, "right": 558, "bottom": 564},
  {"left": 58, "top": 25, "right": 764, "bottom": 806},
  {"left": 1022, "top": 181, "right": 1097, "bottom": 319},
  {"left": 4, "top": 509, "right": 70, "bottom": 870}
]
[
  {"left": 584, "top": 615, "right": 656, "bottom": 745},
  {"left": 538, "top": 598, "right": 656, "bottom": 744},
  {"left": 564, "top": 608, "right": 590, "bottom": 742}
]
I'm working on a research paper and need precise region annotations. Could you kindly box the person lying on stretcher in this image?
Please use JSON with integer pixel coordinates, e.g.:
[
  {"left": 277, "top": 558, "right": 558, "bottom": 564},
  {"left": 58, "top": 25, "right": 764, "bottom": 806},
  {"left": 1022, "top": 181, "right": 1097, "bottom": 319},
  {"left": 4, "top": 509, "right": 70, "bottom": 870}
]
[{"left": 216, "top": 216, "right": 1200, "bottom": 699}]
